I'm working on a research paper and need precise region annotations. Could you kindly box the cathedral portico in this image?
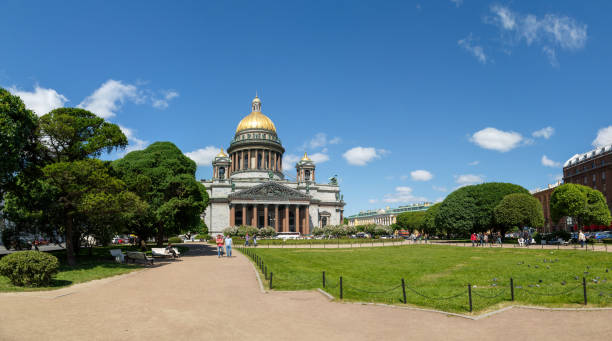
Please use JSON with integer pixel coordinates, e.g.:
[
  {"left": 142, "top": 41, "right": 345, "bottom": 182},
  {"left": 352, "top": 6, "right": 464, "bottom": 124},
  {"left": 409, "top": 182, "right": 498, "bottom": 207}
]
[{"left": 201, "top": 96, "right": 345, "bottom": 236}]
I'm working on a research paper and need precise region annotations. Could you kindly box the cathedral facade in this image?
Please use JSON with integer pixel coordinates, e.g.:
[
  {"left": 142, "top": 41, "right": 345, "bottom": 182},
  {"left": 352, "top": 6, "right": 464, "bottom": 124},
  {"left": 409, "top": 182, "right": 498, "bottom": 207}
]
[{"left": 201, "top": 96, "right": 345, "bottom": 236}]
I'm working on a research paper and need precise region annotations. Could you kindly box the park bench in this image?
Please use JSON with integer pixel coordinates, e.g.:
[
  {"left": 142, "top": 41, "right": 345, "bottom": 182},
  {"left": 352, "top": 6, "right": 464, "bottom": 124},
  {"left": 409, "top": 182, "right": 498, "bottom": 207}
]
[
  {"left": 126, "top": 251, "right": 154, "bottom": 265},
  {"left": 151, "top": 247, "right": 180, "bottom": 258},
  {"left": 109, "top": 249, "right": 126, "bottom": 263}
]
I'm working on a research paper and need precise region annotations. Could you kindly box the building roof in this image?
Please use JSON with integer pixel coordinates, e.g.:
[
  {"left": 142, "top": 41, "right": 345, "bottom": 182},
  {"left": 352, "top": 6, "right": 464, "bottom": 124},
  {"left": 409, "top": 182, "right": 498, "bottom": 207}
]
[
  {"left": 236, "top": 96, "right": 277, "bottom": 133},
  {"left": 564, "top": 143, "right": 612, "bottom": 168}
]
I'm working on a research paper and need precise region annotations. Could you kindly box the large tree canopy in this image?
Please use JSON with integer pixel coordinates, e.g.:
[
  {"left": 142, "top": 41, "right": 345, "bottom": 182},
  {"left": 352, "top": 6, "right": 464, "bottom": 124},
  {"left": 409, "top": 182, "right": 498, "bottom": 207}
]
[
  {"left": 494, "top": 193, "right": 544, "bottom": 231},
  {"left": 112, "top": 142, "right": 209, "bottom": 245},
  {"left": 39, "top": 108, "right": 127, "bottom": 162},
  {"left": 436, "top": 182, "right": 529, "bottom": 236},
  {"left": 396, "top": 211, "right": 426, "bottom": 231},
  {"left": 422, "top": 202, "right": 442, "bottom": 235},
  {"left": 0, "top": 88, "right": 38, "bottom": 195},
  {"left": 550, "top": 183, "right": 611, "bottom": 228},
  {"left": 43, "top": 159, "right": 145, "bottom": 265}
]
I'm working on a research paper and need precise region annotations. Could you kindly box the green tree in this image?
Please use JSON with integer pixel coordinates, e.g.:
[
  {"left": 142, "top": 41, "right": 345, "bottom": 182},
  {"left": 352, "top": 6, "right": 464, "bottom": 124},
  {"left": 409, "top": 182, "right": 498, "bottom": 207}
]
[
  {"left": 112, "top": 142, "right": 209, "bottom": 246},
  {"left": 422, "top": 202, "right": 442, "bottom": 235},
  {"left": 0, "top": 88, "right": 39, "bottom": 196},
  {"left": 396, "top": 211, "right": 426, "bottom": 230},
  {"left": 38, "top": 108, "right": 127, "bottom": 163},
  {"left": 550, "top": 183, "right": 611, "bottom": 228},
  {"left": 494, "top": 193, "right": 544, "bottom": 235},
  {"left": 43, "top": 159, "right": 144, "bottom": 265},
  {"left": 436, "top": 182, "right": 529, "bottom": 237}
]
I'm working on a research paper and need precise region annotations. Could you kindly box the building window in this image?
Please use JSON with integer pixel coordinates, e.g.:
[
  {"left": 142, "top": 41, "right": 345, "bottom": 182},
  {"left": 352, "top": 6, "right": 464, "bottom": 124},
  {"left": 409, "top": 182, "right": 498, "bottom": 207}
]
[
  {"left": 593, "top": 174, "right": 597, "bottom": 182},
  {"left": 603, "top": 172, "right": 606, "bottom": 180},
  {"left": 584, "top": 177, "right": 587, "bottom": 184}
]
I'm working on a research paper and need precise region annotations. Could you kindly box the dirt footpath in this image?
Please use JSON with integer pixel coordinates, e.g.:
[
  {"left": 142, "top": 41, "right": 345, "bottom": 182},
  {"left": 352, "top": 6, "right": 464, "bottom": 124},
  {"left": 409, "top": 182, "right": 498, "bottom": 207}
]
[{"left": 1, "top": 244, "right": 610, "bottom": 341}]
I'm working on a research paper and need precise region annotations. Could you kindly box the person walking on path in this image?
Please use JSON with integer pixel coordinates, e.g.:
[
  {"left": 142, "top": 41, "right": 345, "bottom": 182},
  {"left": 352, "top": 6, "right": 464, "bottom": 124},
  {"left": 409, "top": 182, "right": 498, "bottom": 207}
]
[
  {"left": 216, "top": 234, "right": 224, "bottom": 257},
  {"left": 471, "top": 233, "right": 477, "bottom": 247},
  {"left": 245, "top": 233, "right": 250, "bottom": 247},
  {"left": 579, "top": 230, "right": 586, "bottom": 248},
  {"left": 253, "top": 235, "right": 257, "bottom": 247},
  {"left": 225, "top": 235, "right": 233, "bottom": 257}
]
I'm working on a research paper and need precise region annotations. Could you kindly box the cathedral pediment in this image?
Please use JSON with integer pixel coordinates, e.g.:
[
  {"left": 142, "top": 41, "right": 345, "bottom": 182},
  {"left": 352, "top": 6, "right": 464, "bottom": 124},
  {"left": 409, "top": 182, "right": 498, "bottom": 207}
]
[{"left": 229, "top": 181, "right": 311, "bottom": 201}]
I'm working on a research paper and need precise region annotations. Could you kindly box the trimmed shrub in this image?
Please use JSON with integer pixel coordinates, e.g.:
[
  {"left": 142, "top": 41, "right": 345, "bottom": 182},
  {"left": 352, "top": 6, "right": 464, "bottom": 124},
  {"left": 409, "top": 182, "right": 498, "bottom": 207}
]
[
  {"left": 258, "top": 227, "right": 276, "bottom": 238},
  {"left": 0, "top": 251, "right": 59, "bottom": 287},
  {"left": 168, "top": 236, "right": 183, "bottom": 244},
  {"left": 194, "top": 234, "right": 209, "bottom": 241}
]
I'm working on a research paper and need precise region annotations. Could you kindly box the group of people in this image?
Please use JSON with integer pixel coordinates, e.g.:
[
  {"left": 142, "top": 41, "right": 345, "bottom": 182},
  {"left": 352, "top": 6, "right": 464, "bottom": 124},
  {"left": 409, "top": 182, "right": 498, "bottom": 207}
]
[
  {"left": 215, "top": 234, "right": 233, "bottom": 258},
  {"left": 470, "top": 232, "right": 502, "bottom": 246},
  {"left": 517, "top": 230, "right": 535, "bottom": 247},
  {"left": 244, "top": 233, "right": 257, "bottom": 247}
]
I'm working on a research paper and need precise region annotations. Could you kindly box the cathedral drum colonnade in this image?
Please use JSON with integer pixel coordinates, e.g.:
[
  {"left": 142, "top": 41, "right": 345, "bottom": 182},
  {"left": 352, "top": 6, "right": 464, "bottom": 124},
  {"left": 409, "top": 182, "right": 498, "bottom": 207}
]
[{"left": 201, "top": 96, "right": 345, "bottom": 236}]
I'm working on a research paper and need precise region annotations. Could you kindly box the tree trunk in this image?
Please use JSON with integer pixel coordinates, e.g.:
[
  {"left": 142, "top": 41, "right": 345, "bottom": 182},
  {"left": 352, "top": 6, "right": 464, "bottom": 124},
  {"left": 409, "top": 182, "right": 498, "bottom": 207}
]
[
  {"left": 65, "top": 216, "right": 77, "bottom": 266},
  {"left": 156, "top": 223, "right": 164, "bottom": 247}
]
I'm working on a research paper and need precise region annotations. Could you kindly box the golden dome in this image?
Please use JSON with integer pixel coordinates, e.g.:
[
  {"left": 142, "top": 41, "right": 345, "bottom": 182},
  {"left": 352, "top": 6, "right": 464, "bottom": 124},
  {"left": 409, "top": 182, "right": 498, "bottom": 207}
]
[
  {"left": 235, "top": 96, "right": 276, "bottom": 133},
  {"left": 216, "top": 148, "right": 228, "bottom": 158},
  {"left": 301, "top": 152, "right": 311, "bottom": 161}
]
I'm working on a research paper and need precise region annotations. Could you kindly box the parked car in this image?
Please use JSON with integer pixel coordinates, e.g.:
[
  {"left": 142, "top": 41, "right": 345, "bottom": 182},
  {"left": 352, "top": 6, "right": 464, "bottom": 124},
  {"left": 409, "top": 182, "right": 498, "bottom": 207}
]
[{"left": 595, "top": 231, "right": 612, "bottom": 240}]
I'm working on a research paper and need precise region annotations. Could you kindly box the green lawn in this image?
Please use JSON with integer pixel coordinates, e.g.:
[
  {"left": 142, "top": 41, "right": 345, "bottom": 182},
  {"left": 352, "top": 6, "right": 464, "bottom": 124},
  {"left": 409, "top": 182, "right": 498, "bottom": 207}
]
[
  {"left": 0, "top": 243, "right": 188, "bottom": 292},
  {"left": 240, "top": 245, "right": 612, "bottom": 313}
]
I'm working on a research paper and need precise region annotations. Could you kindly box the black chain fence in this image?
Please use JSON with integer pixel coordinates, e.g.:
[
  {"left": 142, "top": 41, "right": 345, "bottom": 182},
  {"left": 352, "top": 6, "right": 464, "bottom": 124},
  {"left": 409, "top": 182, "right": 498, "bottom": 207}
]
[{"left": 238, "top": 247, "right": 611, "bottom": 312}]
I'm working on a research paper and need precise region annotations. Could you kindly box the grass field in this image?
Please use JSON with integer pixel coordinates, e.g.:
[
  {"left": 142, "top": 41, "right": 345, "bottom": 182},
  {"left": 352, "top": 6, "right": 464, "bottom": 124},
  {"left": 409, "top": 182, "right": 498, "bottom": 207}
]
[
  {"left": 0, "top": 244, "right": 188, "bottom": 292},
  {"left": 240, "top": 245, "right": 612, "bottom": 313}
]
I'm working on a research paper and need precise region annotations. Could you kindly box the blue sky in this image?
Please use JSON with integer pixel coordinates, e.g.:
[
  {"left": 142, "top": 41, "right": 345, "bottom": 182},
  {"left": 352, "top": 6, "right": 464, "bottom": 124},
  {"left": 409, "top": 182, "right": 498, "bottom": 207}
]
[{"left": 2, "top": 0, "right": 611, "bottom": 215}]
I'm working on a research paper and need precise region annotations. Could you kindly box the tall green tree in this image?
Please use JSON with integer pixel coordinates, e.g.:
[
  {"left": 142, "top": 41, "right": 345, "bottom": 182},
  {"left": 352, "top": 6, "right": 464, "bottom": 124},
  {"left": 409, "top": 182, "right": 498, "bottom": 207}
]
[
  {"left": 112, "top": 142, "right": 209, "bottom": 246},
  {"left": 396, "top": 211, "right": 426, "bottom": 231},
  {"left": 422, "top": 202, "right": 442, "bottom": 235},
  {"left": 38, "top": 108, "right": 127, "bottom": 163},
  {"left": 0, "top": 88, "right": 39, "bottom": 196},
  {"left": 550, "top": 183, "right": 611, "bottom": 228},
  {"left": 494, "top": 193, "right": 544, "bottom": 235},
  {"left": 436, "top": 182, "right": 529, "bottom": 236},
  {"left": 43, "top": 159, "right": 144, "bottom": 265}
]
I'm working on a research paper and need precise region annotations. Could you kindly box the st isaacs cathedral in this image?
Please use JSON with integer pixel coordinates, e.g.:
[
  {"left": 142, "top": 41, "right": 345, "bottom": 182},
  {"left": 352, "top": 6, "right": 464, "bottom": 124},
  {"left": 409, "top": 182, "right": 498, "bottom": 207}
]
[{"left": 202, "top": 96, "right": 345, "bottom": 236}]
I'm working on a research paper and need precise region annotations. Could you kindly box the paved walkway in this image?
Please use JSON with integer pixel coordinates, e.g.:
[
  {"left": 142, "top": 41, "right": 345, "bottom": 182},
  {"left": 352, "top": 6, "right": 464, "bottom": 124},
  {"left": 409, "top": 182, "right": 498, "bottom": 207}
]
[{"left": 1, "top": 244, "right": 611, "bottom": 340}]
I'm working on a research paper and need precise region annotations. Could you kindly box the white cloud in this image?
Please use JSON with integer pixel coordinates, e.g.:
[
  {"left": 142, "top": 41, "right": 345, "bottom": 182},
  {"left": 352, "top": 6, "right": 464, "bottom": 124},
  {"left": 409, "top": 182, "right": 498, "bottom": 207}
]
[
  {"left": 304, "top": 133, "right": 342, "bottom": 150},
  {"left": 185, "top": 146, "right": 222, "bottom": 167},
  {"left": 368, "top": 199, "right": 378, "bottom": 204},
  {"left": 450, "top": 0, "right": 463, "bottom": 8},
  {"left": 119, "top": 125, "right": 149, "bottom": 154},
  {"left": 542, "top": 46, "right": 559, "bottom": 67},
  {"left": 455, "top": 174, "right": 484, "bottom": 186},
  {"left": 78, "top": 80, "right": 142, "bottom": 118},
  {"left": 470, "top": 127, "right": 523, "bottom": 152},
  {"left": 383, "top": 186, "right": 427, "bottom": 204},
  {"left": 342, "top": 147, "right": 388, "bottom": 166},
  {"left": 433, "top": 186, "right": 447, "bottom": 192},
  {"left": 532, "top": 126, "right": 555, "bottom": 139},
  {"left": 468, "top": 160, "right": 480, "bottom": 166},
  {"left": 283, "top": 154, "right": 301, "bottom": 172},
  {"left": 592, "top": 126, "right": 612, "bottom": 148},
  {"left": 487, "top": 5, "right": 587, "bottom": 65},
  {"left": 458, "top": 34, "right": 488, "bottom": 64},
  {"left": 309, "top": 152, "right": 329, "bottom": 164},
  {"left": 8, "top": 85, "right": 68, "bottom": 116},
  {"left": 152, "top": 90, "right": 179, "bottom": 109},
  {"left": 541, "top": 155, "right": 560, "bottom": 167},
  {"left": 410, "top": 170, "right": 433, "bottom": 181}
]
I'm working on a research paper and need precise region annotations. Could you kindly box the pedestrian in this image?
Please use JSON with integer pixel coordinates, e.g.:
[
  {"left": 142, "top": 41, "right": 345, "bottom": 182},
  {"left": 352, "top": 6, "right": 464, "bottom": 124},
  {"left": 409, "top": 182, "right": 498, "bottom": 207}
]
[
  {"left": 484, "top": 233, "right": 489, "bottom": 246},
  {"left": 225, "top": 234, "right": 233, "bottom": 257},
  {"left": 471, "top": 233, "right": 477, "bottom": 247},
  {"left": 245, "top": 233, "right": 250, "bottom": 247},
  {"left": 578, "top": 230, "right": 586, "bottom": 248},
  {"left": 253, "top": 234, "right": 257, "bottom": 247},
  {"left": 496, "top": 232, "right": 502, "bottom": 245},
  {"left": 216, "top": 234, "right": 224, "bottom": 257}
]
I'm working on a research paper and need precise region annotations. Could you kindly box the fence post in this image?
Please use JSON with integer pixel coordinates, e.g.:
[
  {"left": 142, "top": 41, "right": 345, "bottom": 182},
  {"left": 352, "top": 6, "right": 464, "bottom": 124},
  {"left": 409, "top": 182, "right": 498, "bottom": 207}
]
[
  {"left": 401, "top": 278, "right": 407, "bottom": 304},
  {"left": 264, "top": 265, "right": 267, "bottom": 280},
  {"left": 510, "top": 278, "right": 514, "bottom": 301},
  {"left": 468, "top": 284, "right": 473, "bottom": 312},
  {"left": 340, "top": 276, "right": 343, "bottom": 299},
  {"left": 583, "top": 277, "right": 587, "bottom": 305},
  {"left": 270, "top": 272, "right": 273, "bottom": 289},
  {"left": 323, "top": 271, "right": 326, "bottom": 288}
]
